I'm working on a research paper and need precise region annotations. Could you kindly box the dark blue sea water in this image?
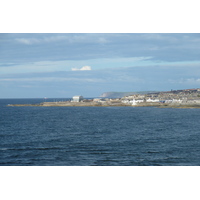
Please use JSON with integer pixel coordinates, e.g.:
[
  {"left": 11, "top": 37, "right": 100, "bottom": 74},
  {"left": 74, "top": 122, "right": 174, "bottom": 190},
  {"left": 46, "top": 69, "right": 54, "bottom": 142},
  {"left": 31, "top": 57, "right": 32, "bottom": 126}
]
[{"left": 1, "top": 98, "right": 200, "bottom": 166}]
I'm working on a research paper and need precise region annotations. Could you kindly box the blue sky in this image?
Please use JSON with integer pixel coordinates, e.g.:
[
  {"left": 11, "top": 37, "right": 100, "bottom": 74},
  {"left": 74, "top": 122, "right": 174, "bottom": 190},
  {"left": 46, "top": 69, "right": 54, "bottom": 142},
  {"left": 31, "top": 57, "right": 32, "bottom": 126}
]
[{"left": 0, "top": 33, "right": 200, "bottom": 98}]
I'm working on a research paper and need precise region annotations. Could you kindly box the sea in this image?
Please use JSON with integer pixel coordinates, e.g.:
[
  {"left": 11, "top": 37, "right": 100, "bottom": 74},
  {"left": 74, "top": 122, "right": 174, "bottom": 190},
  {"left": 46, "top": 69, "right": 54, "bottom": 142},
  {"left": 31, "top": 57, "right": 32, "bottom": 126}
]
[{"left": 1, "top": 98, "right": 200, "bottom": 166}]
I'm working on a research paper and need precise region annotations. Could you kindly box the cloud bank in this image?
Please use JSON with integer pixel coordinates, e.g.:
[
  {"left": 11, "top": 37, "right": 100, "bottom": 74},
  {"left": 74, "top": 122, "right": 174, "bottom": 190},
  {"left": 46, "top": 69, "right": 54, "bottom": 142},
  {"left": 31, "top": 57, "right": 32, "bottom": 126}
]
[
  {"left": 1, "top": 64, "right": 200, "bottom": 98},
  {"left": 1, "top": 33, "right": 200, "bottom": 98}
]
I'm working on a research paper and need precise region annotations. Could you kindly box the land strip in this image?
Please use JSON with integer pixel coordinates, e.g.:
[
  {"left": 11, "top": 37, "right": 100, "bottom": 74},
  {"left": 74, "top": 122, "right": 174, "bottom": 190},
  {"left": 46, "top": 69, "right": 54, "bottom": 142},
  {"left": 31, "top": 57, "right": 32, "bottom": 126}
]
[{"left": 7, "top": 88, "right": 200, "bottom": 108}]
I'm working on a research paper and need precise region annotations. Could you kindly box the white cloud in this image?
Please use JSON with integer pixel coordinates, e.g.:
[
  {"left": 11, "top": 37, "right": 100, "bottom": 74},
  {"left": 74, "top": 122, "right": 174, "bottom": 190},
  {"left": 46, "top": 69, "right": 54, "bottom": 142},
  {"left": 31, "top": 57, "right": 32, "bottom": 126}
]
[
  {"left": 0, "top": 76, "right": 103, "bottom": 83},
  {"left": 71, "top": 66, "right": 92, "bottom": 71},
  {"left": 14, "top": 34, "right": 110, "bottom": 45},
  {"left": 15, "top": 36, "right": 69, "bottom": 45},
  {"left": 185, "top": 78, "right": 200, "bottom": 84},
  {"left": 169, "top": 78, "right": 200, "bottom": 85},
  {"left": 15, "top": 38, "right": 40, "bottom": 45}
]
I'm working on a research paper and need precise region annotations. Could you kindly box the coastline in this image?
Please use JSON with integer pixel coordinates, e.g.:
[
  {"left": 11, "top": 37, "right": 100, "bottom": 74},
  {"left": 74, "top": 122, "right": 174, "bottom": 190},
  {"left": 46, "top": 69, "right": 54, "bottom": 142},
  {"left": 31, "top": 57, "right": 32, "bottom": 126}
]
[{"left": 7, "top": 101, "right": 200, "bottom": 108}]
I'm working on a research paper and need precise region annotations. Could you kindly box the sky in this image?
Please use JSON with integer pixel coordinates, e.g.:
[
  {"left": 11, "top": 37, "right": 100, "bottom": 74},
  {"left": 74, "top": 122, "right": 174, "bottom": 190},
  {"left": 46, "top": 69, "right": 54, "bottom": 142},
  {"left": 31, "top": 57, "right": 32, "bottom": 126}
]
[{"left": 1, "top": 33, "right": 200, "bottom": 98}]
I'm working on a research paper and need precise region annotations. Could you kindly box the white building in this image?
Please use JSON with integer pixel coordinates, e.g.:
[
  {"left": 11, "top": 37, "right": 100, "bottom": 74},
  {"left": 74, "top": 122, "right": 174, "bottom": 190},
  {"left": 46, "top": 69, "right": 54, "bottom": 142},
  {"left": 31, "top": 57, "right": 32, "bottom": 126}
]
[
  {"left": 135, "top": 99, "right": 144, "bottom": 103},
  {"left": 72, "top": 96, "right": 84, "bottom": 102},
  {"left": 130, "top": 99, "right": 144, "bottom": 105},
  {"left": 165, "top": 99, "right": 183, "bottom": 103},
  {"left": 146, "top": 98, "right": 160, "bottom": 103},
  {"left": 122, "top": 99, "right": 131, "bottom": 104},
  {"left": 131, "top": 99, "right": 137, "bottom": 105}
]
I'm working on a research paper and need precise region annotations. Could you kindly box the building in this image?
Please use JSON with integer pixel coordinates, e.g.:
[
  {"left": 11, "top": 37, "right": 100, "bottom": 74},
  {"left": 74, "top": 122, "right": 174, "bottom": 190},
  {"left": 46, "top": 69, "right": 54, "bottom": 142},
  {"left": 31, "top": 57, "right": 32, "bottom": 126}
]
[
  {"left": 146, "top": 98, "right": 160, "bottom": 103},
  {"left": 72, "top": 95, "right": 84, "bottom": 102},
  {"left": 130, "top": 99, "right": 144, "bottom": 105}
]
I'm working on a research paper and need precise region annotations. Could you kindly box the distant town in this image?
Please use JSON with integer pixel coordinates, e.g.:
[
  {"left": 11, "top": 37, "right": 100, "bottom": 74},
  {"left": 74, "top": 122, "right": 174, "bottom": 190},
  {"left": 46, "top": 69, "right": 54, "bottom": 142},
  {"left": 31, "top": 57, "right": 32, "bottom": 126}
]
[
  {"left": 8, "top": 88, "right": 200, "bottom": 108},
  {"left": 121, "top": 88, "right": 200, "bottom": 106}
]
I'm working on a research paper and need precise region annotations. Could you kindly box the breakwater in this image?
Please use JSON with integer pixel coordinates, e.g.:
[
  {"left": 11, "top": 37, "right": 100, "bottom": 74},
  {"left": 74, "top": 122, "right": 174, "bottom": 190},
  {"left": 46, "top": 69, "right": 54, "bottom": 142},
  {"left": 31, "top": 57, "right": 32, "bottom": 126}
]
[{"left": 7, "top": 101, "right": 130, "bottom": 107}]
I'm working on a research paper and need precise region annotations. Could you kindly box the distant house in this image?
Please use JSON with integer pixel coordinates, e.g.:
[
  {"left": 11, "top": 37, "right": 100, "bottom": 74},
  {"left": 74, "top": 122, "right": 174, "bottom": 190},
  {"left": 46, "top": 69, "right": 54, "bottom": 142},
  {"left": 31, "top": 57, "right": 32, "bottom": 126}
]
[
  {"left": 146, "top": 98, "right": 160, "bottom": 103},
  {"left": 130, "top": 99, "right": 144, "bottom": 105},
  {"left": 72, "top": 95, "right": 84, "bottom": 102}
]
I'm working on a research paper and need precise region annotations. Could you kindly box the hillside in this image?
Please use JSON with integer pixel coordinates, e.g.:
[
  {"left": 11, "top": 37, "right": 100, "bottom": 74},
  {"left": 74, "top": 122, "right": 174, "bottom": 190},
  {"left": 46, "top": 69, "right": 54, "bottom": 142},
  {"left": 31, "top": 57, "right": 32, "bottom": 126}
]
[{"left": 100, "top": 91, "right": 157, "bottom": 98}]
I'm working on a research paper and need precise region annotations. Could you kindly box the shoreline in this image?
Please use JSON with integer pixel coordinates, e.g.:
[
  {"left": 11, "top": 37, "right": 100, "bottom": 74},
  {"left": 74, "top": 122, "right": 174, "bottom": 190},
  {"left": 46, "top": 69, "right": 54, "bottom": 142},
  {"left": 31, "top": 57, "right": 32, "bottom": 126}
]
[{"left": 7, "top": 101, "right": 200, "bottom": 108}]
